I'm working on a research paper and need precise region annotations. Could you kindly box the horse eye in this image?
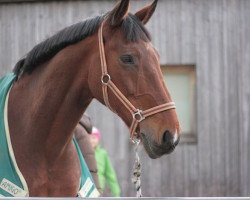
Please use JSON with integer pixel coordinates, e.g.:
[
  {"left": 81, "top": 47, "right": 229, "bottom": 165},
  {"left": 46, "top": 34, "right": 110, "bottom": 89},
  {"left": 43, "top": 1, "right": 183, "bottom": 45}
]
[{"left": 120, "top": 55, "right": 135, "bottom": 65}]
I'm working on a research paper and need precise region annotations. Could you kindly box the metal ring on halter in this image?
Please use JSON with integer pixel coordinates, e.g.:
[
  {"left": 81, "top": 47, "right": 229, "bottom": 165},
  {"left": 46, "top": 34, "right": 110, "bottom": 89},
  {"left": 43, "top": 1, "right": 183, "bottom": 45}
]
[
  {"left": 133, "top": 109, "right": 145, "bottom": 122},
  {"left": 131, "top": 136, "right": 141, "bottom": 144},
  {"left": 101, "top": 74, "right": 111, "bottom": 85}
]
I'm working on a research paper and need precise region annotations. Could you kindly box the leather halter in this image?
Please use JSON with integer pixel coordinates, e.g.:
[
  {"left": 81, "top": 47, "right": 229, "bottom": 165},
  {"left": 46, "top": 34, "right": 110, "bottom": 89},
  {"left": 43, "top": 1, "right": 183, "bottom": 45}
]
[{"left": 98, "top": 21, "right": 176, "bottom": 140}]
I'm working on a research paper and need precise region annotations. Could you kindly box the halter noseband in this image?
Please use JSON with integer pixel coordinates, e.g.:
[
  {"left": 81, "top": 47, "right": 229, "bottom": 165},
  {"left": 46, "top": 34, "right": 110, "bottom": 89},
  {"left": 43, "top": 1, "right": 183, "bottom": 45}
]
[{"left": 98, "top": 21, "right": 176, "bottom": 140}]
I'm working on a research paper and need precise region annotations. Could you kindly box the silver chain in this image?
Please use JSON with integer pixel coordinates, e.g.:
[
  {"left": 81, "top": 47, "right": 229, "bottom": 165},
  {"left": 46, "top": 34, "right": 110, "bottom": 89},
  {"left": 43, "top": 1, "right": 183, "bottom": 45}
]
[{"left": 131, "top": 139, "right": 142, "bottom": 197}]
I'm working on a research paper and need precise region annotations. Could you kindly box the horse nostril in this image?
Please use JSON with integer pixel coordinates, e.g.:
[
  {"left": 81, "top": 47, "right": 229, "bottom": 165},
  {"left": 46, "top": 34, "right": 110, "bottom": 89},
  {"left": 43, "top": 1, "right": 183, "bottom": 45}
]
[{"left": 162, "top": 130, "right": 173, "bottom": 144}]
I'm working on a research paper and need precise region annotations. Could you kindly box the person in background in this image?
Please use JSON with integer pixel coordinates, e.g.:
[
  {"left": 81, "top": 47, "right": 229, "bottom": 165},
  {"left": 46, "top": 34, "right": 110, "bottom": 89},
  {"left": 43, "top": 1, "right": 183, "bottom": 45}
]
[
  {"left": 74, "top": 114, "right": 101, "bottom": 192},
  {"left": 89, "top": 127, "right": 121, "bottom": 197}
]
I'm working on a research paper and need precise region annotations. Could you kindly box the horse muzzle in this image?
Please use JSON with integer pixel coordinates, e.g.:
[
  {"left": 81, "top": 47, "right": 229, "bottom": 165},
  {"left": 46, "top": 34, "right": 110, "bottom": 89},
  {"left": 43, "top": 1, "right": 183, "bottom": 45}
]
[{"left": 140, "top": 131, "right": 180, "bottom": 159}]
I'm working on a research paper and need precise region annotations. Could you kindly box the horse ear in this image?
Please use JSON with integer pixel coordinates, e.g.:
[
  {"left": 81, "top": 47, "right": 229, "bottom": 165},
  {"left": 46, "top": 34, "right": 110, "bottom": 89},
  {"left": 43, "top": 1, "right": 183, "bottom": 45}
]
[
  {"left": 108, "top": 0, "right": 130, "bottom": 27},
  {"left": 134, "top": 0, "right": 158, "bottom": 25}
]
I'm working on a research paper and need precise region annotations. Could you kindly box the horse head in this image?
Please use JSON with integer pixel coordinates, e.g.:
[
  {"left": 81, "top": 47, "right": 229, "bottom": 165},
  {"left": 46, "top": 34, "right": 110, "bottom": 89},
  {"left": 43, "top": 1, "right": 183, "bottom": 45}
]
[{"left": 88, "top": 0, "right": 181, "bottom": 159}]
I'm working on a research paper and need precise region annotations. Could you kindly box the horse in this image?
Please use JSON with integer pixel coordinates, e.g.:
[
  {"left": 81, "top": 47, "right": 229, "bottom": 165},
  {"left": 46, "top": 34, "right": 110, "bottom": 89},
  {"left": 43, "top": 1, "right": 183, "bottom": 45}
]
[{"left": 0, "top": 0, "right": 180, "bottom": 197}]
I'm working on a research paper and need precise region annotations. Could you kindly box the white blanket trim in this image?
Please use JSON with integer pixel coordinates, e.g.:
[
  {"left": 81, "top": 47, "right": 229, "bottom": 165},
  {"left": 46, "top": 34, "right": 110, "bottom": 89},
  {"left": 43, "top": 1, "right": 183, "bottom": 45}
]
[{"left": 4, "top": 87, "right": 29, "bottom": 197}]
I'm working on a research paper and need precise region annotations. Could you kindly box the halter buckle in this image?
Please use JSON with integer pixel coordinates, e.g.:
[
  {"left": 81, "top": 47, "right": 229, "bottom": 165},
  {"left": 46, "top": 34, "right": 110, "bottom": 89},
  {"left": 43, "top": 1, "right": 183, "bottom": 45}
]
[
  {"left": 133, "top": 109, "right": 145, "bottom": 122},
  {"left": 101, "top": 74, "right": 111, "bottom": 85}
]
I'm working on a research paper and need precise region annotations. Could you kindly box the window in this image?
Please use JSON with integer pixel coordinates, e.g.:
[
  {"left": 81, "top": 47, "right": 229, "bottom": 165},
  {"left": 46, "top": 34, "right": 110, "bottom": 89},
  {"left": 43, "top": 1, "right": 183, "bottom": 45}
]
[{"left": 161, "top": 64, "right": 197, "bottom": 143}]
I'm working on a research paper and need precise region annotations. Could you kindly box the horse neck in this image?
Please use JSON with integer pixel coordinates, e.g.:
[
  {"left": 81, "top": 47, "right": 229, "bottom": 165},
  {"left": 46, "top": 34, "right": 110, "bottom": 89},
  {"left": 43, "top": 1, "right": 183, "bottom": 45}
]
[{"left": 8, "top": 38, "right": 95, "bottom": 158}]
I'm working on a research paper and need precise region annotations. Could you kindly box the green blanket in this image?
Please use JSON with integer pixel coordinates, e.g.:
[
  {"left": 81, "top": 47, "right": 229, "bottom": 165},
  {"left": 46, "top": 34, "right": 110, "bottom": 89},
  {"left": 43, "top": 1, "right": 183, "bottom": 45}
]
[
  {"left": 0, "top": 73, "right": 26, "bottom": 197},
  {"left": 0, "top": 73, "right": 99, "bottom": 197}
]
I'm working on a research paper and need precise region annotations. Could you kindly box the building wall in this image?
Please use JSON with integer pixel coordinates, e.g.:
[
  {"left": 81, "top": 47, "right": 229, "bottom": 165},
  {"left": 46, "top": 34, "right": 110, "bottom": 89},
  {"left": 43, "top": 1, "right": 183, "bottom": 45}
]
[{"left": 0, "top": 0, "right": 250, "bottom": 197}]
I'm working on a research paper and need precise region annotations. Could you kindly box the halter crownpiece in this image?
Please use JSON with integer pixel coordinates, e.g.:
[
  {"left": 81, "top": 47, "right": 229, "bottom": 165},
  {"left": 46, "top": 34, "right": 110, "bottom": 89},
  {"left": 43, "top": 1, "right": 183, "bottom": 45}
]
[{"left": 98, "top": 20, "right": 176, "bottom": 140}]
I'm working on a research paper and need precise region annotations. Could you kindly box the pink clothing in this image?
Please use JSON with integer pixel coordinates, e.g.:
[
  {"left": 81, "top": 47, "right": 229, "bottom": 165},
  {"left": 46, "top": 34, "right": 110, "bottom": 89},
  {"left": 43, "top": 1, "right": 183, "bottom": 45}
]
[{"left": 91, "top": 127, "right": 101, "bottom": 141}]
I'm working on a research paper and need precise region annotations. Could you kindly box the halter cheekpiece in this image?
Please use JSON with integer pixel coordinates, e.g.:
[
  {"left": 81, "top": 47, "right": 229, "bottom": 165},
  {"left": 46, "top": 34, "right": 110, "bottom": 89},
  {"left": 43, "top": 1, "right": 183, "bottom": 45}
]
[{"left": 98, "top": 20, "right": 176, "bottom": 141}]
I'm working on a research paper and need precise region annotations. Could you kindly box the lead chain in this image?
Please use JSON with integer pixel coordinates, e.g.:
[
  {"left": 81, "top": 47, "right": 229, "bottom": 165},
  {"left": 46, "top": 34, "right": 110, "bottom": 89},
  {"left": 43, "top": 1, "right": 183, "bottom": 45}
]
[{"left": 131, "top": 139, "right": 142, "bottom": 197}]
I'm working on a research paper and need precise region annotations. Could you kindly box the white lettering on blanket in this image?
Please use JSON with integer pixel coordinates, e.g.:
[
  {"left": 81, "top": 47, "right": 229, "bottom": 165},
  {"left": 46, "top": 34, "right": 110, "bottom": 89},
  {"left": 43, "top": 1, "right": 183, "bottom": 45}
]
[{"left": 0, "top": 178, "right": 27, "bottom": 197}]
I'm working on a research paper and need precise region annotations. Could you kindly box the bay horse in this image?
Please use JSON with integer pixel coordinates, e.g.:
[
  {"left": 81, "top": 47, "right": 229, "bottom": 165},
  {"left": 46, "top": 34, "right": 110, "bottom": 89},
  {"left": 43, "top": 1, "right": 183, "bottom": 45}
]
[{"left": 0, "top": 0, "right": 180, "bottom": 197}]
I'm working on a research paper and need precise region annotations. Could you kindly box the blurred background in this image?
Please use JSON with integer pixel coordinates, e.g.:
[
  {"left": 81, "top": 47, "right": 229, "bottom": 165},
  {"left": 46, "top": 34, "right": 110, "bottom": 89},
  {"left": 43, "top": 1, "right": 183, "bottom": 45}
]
[{"left": 0, "top": 0, "right": 249, "bottom": 197}]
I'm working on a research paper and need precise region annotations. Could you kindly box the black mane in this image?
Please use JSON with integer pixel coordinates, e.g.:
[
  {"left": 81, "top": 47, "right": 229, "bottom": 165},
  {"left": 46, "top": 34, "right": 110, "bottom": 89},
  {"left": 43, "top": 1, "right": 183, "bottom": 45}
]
[{"left": 13, "top": 13, "right": 151, "bottom": 78}]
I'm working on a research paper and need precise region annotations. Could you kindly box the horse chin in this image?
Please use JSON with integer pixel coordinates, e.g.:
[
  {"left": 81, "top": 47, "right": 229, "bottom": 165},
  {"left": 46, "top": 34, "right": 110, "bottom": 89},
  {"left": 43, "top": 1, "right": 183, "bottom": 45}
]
[{"left": 140, "top": 133, "right": 177, "bottom": 159}]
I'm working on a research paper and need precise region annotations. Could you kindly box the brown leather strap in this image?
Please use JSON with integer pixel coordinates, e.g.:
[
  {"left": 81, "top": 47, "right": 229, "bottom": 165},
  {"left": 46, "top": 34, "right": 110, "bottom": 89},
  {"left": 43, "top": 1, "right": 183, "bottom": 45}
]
[{"left": 98, "top": 21, "right": 176, "bottom": 140}]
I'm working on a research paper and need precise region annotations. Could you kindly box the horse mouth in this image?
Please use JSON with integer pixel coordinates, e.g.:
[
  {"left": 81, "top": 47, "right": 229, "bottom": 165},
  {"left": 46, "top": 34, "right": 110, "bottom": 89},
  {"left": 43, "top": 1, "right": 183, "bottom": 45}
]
[{"left": 140, "top": 133, "right": 178, "bottom": 159}]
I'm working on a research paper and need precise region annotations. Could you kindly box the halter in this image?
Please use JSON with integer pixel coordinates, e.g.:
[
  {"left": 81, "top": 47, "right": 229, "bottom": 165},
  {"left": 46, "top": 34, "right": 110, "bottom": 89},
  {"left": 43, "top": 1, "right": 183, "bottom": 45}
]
[{"left": 98, "top": 20, "right": 176, "bottom": 140}]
